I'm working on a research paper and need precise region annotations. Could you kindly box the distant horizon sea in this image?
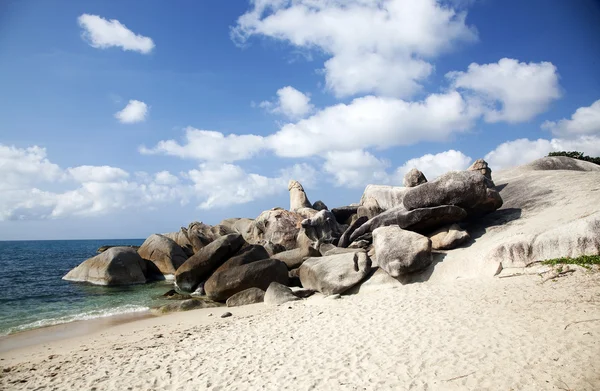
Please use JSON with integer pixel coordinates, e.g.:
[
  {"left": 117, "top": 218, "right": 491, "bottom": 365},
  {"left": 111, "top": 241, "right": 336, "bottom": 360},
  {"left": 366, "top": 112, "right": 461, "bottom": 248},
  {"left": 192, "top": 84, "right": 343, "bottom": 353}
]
[{"left": 0, "top": 239, "right": 174, "bottom": 336}]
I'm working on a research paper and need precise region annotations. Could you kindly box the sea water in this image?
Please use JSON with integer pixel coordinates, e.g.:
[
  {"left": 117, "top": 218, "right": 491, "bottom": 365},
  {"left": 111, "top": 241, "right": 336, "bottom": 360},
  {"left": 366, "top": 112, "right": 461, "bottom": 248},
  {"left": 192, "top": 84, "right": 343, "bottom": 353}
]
[{"left": 0, "top": 239, "right": 175, "bottom": 336}]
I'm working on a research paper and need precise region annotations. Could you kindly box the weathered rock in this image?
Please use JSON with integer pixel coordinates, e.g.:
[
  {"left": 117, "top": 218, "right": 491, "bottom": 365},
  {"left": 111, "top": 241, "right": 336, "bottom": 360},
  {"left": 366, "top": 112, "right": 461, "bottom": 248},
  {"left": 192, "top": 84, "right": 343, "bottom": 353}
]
[
  {"left": 209, "top": 245, "right": 269, "bottom": 275},
  {"left": 152, "top": 298, "right": 222, "bottom": 314},
  {"left": 299, "top": 252, "right": 371, "bottom": 295},
  {"left": 403, "top": 168, "right": 427, "bottom": 187},
  {"left": 403, "top": 171, "right": 503, "bottom": 216},
  {"left": 373, "top": 226, "right": 432, "bottom": 277},
  {"left": 289, "top": 180, "right": 312, "bottom": 212},
  {"left": 272, "top": 246, "right": 321, "bottom": 269},
  {"left": 357, "top": 197, "right": 382, "bottom": 220},
  {"left": 261, "top": 241, "right": 287, "bottom": 257},
  {"left": 428, "top": 224, "right": 470, "bottom": 250},
  {"left": 175, "top": 233, "right": 245, "bottom": 292},
  {"left": 97, "top": 245, "right": 140, "bottom": 254},
  {"left": 246, "top": 208, "right": 304, "bottom": 250},
  {"left": 264, "top": 282, "right": 301, "bottom": 306},
  {"left": 204, "top": 259, "right": 289, "bottom": 301},
  {"left": 185, "top": 221, "right": 233, "bottom": 253},
  {"left": 300, "top": 210, "right": 346, "bottom": 247},
  {"left": 163, "top": 229, "right": 194, "bottom": 257},
  {"left": 348, "top": 240, "right": 371, "bottom": 250},
  {"left": 338, "top": 216, "right": 368, "bottom": 248},
  {"left": 295, "top": 207, "right": 319, "bottom": 220},
  {"left": 324, "top": 247, "right": 366, "bottom": 256},
  {"left": 226, "top": 288, "right": 265, "bottom": 307},
  {"left": 63, "top": 247, "right": 148, "bottom": 286},
  {"left": 360, "top": 185, "right": 409, "bottom": 211},
  {"left": 350, "top": 205, "right": 467, "bottom": 242},
  {"left": 523, "top": 156, "right": 600, "bottom": 172},
  {"left": 331, "top": 206, "right": 359, "bottom": 225},
  {"left": 138, "top": 234, "right": 188, "bottom": 275},
  {"left": 318, "top": 242, "right": 337, "bottom": 256},
  {"left": 468, "top": 159, "right": 494, "bottom": 187},
  {"left": 312, "top": 200, "right": 328, "bottom": 211}
]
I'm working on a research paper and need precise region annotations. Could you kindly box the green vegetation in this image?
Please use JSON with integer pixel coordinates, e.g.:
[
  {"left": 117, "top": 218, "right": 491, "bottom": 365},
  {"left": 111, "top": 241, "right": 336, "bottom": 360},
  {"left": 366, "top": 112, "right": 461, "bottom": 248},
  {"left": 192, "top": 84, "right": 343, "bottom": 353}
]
[
  {"left": 542, "top": 255, "right": 600, "bottom": 268},
  {"left": 548, "top": 151, "right": 600, "bottom": 165}
]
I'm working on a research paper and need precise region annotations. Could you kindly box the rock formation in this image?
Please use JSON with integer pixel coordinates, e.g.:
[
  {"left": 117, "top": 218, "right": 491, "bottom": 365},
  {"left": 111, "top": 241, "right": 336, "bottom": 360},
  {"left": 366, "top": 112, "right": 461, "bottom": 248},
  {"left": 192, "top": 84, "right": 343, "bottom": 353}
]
[
  {"left": 63, "top": 247, "right": 148, "bottom": 286},
  {"left": 403, "top": 168, "right": 427, "bottom": 187},
  {"left": 373, "top": 226, "right": 432, "bottom": 277},
  {"left": 137, "top": 234, "right": 188, "bottom": 275},
  {"left": 289, "top": 180, "right": 312, "bottom": 212},
  {"left": 299, "top": 252, "right": 371, "bottom": 295}
]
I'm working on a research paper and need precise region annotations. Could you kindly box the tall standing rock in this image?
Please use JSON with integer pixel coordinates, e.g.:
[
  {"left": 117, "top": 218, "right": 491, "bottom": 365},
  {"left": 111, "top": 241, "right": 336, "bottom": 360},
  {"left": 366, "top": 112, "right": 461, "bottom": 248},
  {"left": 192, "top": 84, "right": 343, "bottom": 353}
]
[
  {"left": 138, "top": 234, "right": 188, "bottom": 275},
  {"left": 468, "top": 159, "right": 495, "bottom": 187},
  {"left": 373, "top": 226, "right": 432, "bottom": 277},
  {"left": 289, "top": 180, "right": 312, "bottom": 212},
  {"left": 63, "top": 247, "right": 148, "bottom": 286},
  {"left": 403, "top": 168, "right": 427, "bottom": 187},
  {"left": 175, "top": 233, "right": 245, "bottom": 292},
  {"left": 299, "top": 252, "right": 371, "bottom": 295}
]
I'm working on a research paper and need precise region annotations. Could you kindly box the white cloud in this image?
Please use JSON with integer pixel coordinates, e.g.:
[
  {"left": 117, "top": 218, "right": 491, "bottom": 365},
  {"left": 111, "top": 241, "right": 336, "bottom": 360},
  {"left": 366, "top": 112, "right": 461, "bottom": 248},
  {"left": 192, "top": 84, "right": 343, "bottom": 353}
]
[
  {"left": 260, "top": 86, "right": 314, "bottom": 119},
  {"left": 67, "top": 166, "right": 129, "bottom": 183},
  {"left": 395, "top": 150, "right": 473, "bottom": 180},
  {"left": 140, "top": 127, "right": 265, "bottom": 162},
  {"left": 154, "top": 171, "right": 180, "bottom": 186},
  {"left": 232, "top": 0, "right": 477, "bottom": 98},
  {"left": 0, "top": 145, "right": 64, "bottom": 191},
  {"left": 484, "top": 136, "right": 600, "bottom": 170},
  {"left": 447, "top": 58, "right": 561, "bottom": 123},
  {"left": 77, "top": 14, "right": 155, "bottom": 54},
  {"left": 542, "top": 99, "right": 600, "bottom": 137},
  {"left": 323, "top": 150, "right": 391, "bottom": 188},
  {"left": 115, "top": 100, "right": 148, "bottom": 124}
]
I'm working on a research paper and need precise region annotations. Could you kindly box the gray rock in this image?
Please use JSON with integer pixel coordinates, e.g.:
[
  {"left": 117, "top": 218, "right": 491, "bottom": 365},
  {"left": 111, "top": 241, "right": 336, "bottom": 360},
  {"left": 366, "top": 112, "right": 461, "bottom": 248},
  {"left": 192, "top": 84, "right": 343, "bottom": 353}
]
[
  {"left": 185, "top": 221, "right": 233, "bottom": 253},
  {"left": 360, "top": 185, "right": 409, "bottom": 211},
  {"left": 312, "top": 200, "right": 328, "bottom": 211},
  {"left": 403, "top": 171, "right": 503, "bottom": 216},
  {"left": 162, "top": 289, "right": 192, "bottom": 300},
  {"left": 349, "top": 205, "right": 467, "bottom": 242},
  {"left": 262, "top": 241, "right": 287, "bottom": 257},
  {"left": 175, "top": 233, "right": 245, "bottom": 292},
  {"left": 357, "top": 197, "right": 382, "bottom": 220},
  {"left": 403, "top": 168, "right": 427, "bottom": 187},
  {"left": 318, "top": 242, "right": 337, "bottom": 255},
  {"left": 138, "top": 234, "right": 188, "bottom": 275},
  {"left": 289, "top": 180, "right": 312, "bottom": 212},
  {"left": 272, "top": 246, "right": 321, "bottom": 269},
  {"left": 331, "top": 206, "right": 359, "bottom": 225},
  {"left": 163, "top": 229, "right": 194, "bottom": 257},
  {"left": 226, "top": 288, "right": 265, "bottom": 307},
  {"left": 373, "top": 226, "right": 432, "bottom": 277},
  {"left": 221, "top": 312, "right": 232, "bottom": 318},
  {"left": 428, "top": 224, "right": 470, "bottom": 250},
  {"left": 203, "top": 244, "right": 270, "bottom": 289},
  {"left": 246, "top": 208, "right": 304, "bottom": 250},
  {"left": 152, "top": 298, "right": 222, "bottom": 314},
  {"left": 338, "top": 216, "right": 368, "bottom": 248},
  {"left": 467, "top": 158, "right": 494, "bottom": 187},
  {"left": 290, "top": 287, "right": 315, "bottom": 298},
  {"left": 264, "top": 282, "right": 301, "bottom": 306},
  {"left": 63, "top": 247, "right": 148, "bottom": 286},
  {"left": 299, "top": 252, "right": 371, "bottom": 295},
  {"left": 204, "top": 259, "right": 289, "bottom": 301},
  {"left": 348, "top": 240, "right": 371, "bottom": 250},
  {"left": 523, "top": 156, "right": 600, "bottom": 172},
  {"left": 300, "top": 210, "right": 346, "bottom": 247},
  {"left": 96, "top": 245, "right": 140, "bottom": 254}
]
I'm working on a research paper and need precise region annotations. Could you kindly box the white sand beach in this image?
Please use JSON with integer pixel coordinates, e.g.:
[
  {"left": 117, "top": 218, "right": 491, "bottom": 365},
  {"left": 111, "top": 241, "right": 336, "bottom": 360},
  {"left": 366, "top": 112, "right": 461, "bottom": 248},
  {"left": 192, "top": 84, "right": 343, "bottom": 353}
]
[{"left": 2, "top": 270, "right": 599, "bottom": 390}]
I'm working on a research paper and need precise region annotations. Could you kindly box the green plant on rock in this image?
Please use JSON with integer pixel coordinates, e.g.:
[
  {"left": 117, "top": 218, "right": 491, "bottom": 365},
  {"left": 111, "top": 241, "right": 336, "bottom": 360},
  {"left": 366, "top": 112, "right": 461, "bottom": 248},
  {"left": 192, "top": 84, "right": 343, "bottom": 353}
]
[{"left": 541, "top": 255, "right": 600, "bottom": 268}]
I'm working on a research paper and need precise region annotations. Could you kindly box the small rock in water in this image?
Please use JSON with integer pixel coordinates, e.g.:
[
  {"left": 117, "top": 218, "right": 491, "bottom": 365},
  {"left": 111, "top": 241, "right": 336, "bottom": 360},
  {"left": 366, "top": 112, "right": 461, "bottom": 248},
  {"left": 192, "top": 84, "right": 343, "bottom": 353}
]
[{"left": 221, "top": 312, "right": 232, "bottom": 318}]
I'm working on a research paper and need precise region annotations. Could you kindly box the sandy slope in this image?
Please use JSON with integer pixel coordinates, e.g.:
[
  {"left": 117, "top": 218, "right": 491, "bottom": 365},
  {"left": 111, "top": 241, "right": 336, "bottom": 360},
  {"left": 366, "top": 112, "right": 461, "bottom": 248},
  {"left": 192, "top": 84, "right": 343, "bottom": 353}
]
[{"left": 1, "top": 270, "right": 599, "bottom": 391}]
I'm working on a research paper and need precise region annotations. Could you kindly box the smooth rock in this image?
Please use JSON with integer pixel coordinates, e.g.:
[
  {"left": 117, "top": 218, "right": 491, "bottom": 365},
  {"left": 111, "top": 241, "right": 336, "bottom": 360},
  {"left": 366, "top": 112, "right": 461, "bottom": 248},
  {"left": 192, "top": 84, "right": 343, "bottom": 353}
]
[
  {"left": 138, "top": 234, "right": 188, "bottom": 275},
  {"left": 226, "top": 288, "right": 265, "bottom": 307},
  {"left": 373, "top": 226, "right": 432, "bottom": 277},
  {"left": 264, "top": 282, "right": 300, "bottom": 306},
  {"left": 360, "top": 185, "right": 409, "bottom": 211},
  {"left": 428, "top": 224, "right": 470, "bottom": 250},
  {"left": 357, "top": 197, "right": 382, "bottom": 220},
  {"left": 273, "top": 246, "right": 321, "bottom": 269},
  {"left": 204, "top": 259, "right": 289, "bottom": 301},
  {"left": 299, "top": 252, "right": 371, "bottom": 295},
  {"left": 175, "top": 233, "right": 245, "bottom": 292},
  {"left": 221, "top": 312, "right": 232, "bottom": 318},
  {"left": 63, "top": 247, "right": 148, "bottom": 286},
  {"left": 312, "top": 200, "right": 328, "bottom": 211},
  {"left": 523, "top": 156, "right": 600, "bottom": 172},
  {"left": 403, "top": 168, "right": 427, "bottom": 187},
  {"left": 163, "top": 229, "right": 194, "bottom": 256},
  {"left": 289, "top": 180, "right": 312, "bottom": 212}
]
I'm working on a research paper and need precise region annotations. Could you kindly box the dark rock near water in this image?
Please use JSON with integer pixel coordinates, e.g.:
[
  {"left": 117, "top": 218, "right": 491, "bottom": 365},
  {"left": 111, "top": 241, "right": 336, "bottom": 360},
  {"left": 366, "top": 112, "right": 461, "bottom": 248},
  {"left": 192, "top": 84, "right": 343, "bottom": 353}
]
[
  {"left": 63, "top": 247, "right": 148, "bottom": 286},
  {"left": 138, "top": 234, "right": 188, "bottom": 275}
]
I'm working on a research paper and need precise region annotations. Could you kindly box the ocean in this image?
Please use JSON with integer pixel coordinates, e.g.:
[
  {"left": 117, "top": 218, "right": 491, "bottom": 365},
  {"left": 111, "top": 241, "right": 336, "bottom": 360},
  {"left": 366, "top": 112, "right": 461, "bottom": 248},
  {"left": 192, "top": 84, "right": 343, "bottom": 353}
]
[{"left": 0, "top": 239, "right": 175, "bottom": 336}]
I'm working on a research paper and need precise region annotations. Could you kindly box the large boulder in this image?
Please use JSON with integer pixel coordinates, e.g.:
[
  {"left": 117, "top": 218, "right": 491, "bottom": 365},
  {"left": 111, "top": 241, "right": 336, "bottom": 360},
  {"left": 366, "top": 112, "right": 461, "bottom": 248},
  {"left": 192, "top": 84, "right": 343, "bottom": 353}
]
[
  {"left": 289, "top": 180, "right": 312, "bottom": 211},
  {"left": 246, "top": 208, "right": 304, "bottom": 250},
  {"left": 299, "top": 252, "right": 371, "bottom": 295},
  {"left": 428, "top": 224, "right": 470, "bottom": 250},
  {"left": 204, "top": 244, "right": 269, "bottom": 288},
  {"left": 226, "top": 287, "right": 265, "bottom": 307},
  {"left": 523, "top": 156, "right": 600, "bottom": 172},
  {"left": 312, "top": 200, "right": 328, "bottom": 211},
  {"left": 204, "top": 259, "right": 289, "bottom": 301},
  {"left": 338, "top": 216, "right": 368, "bottom": 248},
  {"left": 63, "top": 247, "right": 148, "bottom": 286},
  {"left": 360, "top": 185, "right": 409, "bottom": 211},
  {"left": 262, "top": 241, "right": 287, "bottom": 257},
  {"left": 300, "top": 210, "right": 346, "bottom": 247},
  {"left": 185, "top": 221, "right": 233, "bottom": 253},
  {"left": 357, "top": 197, "right": 382, "bottom": 220},
  {"left": 273, "top": 246, "right": 321, "bottom": 269},
  {"left": 403, "top": 168, "right": 427, "bottom": 187},
  {"left": 163, "top": 229, "right": 194, "bottom": 256},
  {"left": 467, "top": 159, "right": 494, "bottom": 187},
  {"left": 175, "top": 233, "right": 245, "bottom": 292},
  {"left": 403, "top": 171, "right": 503, "bottom": 216},
  {"left": 137, "top": 234, "right": 188, "bottom": 275},
  {"left": 350, "top": 205, "right": 467, "bottom": 242},
  {"left": 373, "top": 226, "right": 432, "bottom": 277},
  {"left": 264, "top": 282, "right": 301, "bottom": 306}
]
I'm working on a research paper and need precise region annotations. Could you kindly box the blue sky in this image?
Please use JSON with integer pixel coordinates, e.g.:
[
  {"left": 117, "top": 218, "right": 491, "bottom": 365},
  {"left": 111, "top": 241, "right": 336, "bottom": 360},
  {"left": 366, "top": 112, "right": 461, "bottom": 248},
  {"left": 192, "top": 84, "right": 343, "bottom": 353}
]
[{"left": 1, "top": 0, "right": 599, "bottom": 240}]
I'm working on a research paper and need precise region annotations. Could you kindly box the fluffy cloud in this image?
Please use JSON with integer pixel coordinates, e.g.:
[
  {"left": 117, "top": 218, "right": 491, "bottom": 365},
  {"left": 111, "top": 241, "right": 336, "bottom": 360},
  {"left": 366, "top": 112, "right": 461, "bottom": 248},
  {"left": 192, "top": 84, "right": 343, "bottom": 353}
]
[
  {"left": 484, "top": 136, "right": 600, "bottom": 170},
  {"left": 115, "top": 100, "right": 149, "bottom": 123},
  {"left": 140, "top": 127, "right": 265, "bottom": 162},
  {"left": 67, "top": 166, "right": 129, "bottom": 183},
  {"left": 394, "top": 150, "right": 473, "bottom": 180},
  {"left": 0, "top": 145, "right": 63, "bottom": 191},
  {"left": 232, "top": 0, "right": 477, "bottom": 98},
  {"left": 323, "top": 150, "right": 391, "bottom": 188},
  {"left": 260, "top": 86, "right": 314, "bottom": 119},
  {"left": 542, "top": 99, "right": 600, "bottom": 137},
  {"left": 447, "top": 58, "right": 561, "bottom": 123},
  {"left": 77, "top": 14, "right": 155, "bottom": 54}
]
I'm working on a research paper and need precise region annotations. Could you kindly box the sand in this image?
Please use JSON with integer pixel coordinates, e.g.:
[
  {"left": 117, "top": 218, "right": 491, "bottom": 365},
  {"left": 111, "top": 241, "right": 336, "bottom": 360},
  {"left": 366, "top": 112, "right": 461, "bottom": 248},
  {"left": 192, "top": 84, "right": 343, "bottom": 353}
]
[{"left": 1, "top": 270, "right": 599, "bottom": 390}]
